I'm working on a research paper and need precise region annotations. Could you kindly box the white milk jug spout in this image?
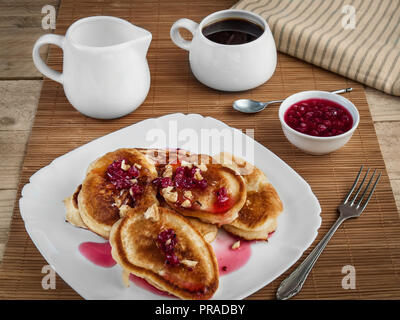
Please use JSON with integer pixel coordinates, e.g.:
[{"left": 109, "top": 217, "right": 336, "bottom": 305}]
[
  {"left": 133, "top": 27, "right": 152, "bottom": 57},
  {"left": 32, "top": 16, "right": 152, "bottom": 119}
]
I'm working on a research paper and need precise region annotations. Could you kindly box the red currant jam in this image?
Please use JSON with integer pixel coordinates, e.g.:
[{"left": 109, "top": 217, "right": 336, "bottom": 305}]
[
  {"left": 157, "top": 229, "right": 180, "bottom": 266},
  {"left": 284, "top": 98, "right": 353, "bottom": 137},
  {"left": 212, "top": 187, "right": 233, "bottom": 213},
  {"left": 152, "top": 166, "right": 208, "bottom": 191},
  {"left": 107, "top": 159, "right": 139, "bottom": 189}
]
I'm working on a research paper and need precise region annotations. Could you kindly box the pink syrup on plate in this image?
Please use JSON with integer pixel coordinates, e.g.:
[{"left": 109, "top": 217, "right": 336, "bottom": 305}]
[
  {"left": 78, "top": 240, "right": 174, "bottom": 297},
  {"left": 78, "top": 231, "right": 274, "bottom": 296},
  {"left": 213, "top": 231, "right": 252, "bottom": 276},
  {"left": 215, "top": 231, "right": 275, "bottom": 275},
  {"left": 78, "top": 241, "right": 116, "bottom": 268},
  {"left": 129, "top": 274, "right": 174, "bottom": 297}
]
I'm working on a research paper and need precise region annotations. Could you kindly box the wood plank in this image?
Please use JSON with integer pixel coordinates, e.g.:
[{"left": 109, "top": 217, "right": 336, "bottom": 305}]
[
  {"left": 0, "top": 80, "right": 41, "bottom": 264},
  {"left": 0, "top": 244, "right": 4, "bottom": 264},
  {"left": 0, "top": 190, "right": 17, "bottom": 244},
  {"left": 0, "top": 80, "right": 41, "bottom": 193},
  {"left": 0, "top": 0, "right": 60, "bottom": 78},
  {"left": 0, "top": 131, "right": 31, "bottom": 190},
  {"left": 0, "top": 0, "right": 59, "bottom": 14},
  {"left": 374, "top": 122, "right": 400, "bottom": 180},
  {"left": 0, "top": 80, "right": 42, "bottom": 131},
  {"left": 391, "top": 180, "right": 400, "bottom": 213}
]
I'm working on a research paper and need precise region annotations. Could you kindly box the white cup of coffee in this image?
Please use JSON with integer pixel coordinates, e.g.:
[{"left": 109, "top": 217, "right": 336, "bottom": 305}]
[
  {"left": 170, "top": 9, "right": 277, "bottom": 92},
  {"left": 33, "top": 16, "right": 152, "bottom": 119}
]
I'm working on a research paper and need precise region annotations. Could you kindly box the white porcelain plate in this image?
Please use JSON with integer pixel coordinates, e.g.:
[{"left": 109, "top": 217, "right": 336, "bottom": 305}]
[{"left": 20, "top": 113, "right": 321, "bottom": 300}]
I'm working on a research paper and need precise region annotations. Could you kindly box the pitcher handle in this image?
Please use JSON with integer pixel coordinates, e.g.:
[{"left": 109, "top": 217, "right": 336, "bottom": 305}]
[
  {"left": 170, "top": 18, "right": 199, "bottom": 51},
  {"left": 32, "top": 34, "right": 65, "bottom": 84}
]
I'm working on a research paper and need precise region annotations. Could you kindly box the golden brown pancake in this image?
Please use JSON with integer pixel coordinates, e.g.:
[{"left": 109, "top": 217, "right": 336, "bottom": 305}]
[
  {"left": 64, "top": 185, "right": 86, "bottom": 229},
  {"left": 166, "top": 163, "right": 246, "bottom": 226},
  {"left": 65, "top": 184, "right": 218, "bottom": 243},
  {"left": 215, "top": 152, "right": 283, "bottom": 240},
  {"left": 77, "top": 148, "right": 158, "bottom": 239},
  {"left": 157, "top": 192, "right": 218, "bottom": 243},
  {"left": 139, "top": 149, "right": 247, "bottom": 226},
  {"left": 109, "top": 205, "right": 219, "bottom": 300},
  {"left": 185, "top": 217, "right": 218, "bottom": 243},
  {"left": 137, "top": 148, "right": 191, "bottom": 167}
]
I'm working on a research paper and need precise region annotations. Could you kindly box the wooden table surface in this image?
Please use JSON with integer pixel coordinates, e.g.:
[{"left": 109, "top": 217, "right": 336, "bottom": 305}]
[{"left": 0, "top": 0, "right": 399, "bottom": 266}]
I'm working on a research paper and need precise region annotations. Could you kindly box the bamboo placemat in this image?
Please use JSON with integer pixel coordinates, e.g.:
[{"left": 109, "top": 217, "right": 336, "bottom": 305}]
[{"left": 0, "top": 0, "right": 399, "bottom": 299}]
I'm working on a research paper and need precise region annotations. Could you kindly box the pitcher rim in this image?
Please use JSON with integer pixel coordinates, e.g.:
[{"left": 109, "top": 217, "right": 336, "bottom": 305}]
[{"left": 65, "top": 16, "right": 152, "bottom": 51}]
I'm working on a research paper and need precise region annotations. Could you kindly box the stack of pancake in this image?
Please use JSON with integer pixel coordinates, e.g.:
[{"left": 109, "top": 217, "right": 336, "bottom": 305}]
[{"left": 64, "top": 148, "right": 283, "bottom": 299}]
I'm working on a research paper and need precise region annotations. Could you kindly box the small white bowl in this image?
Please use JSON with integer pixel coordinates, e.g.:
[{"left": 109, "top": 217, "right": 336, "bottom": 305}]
[{"left": 278, "top": 91, "right": 360, "bottom": 155}]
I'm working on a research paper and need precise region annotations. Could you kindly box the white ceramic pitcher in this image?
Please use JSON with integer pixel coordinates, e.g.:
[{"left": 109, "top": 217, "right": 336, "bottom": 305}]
[{"left": 33, "top": 16, "right": 152, "bottom": 119}]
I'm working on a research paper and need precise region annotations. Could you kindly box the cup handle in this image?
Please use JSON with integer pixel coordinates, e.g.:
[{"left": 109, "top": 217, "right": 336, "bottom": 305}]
[
  {"left": 170, "top": 18, "right": 199, "bottom": 51},
  {"left": 32, "top": 34, "right": 65, "bottom": 84}
]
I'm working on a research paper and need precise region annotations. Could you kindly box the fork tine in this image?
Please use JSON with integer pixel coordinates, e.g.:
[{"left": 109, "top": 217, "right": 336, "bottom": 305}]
[
  {"left": 343, "top": 166, "right": 363, "bottom": 204},
  {"left": 356, "top": 170, "right": 376, "bottom": 208},
  {"left": 350, "top": 168, "right": 370, "bottom": 205},
  {"left": 360, "top": 172, "right": 382, "bottom": 212}
]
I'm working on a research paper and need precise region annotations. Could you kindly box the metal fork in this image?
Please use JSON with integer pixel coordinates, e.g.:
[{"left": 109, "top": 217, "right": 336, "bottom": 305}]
[{"left": 276, "top": 166, "right": 382, "bottom": 300}]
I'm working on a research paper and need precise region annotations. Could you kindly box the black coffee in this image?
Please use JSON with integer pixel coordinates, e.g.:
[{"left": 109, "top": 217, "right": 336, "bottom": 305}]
[{"left": 202, "top": 18, "right": 264, "bottom": 45}]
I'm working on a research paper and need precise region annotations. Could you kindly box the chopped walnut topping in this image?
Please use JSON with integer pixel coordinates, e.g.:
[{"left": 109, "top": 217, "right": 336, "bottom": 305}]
[
  {"left": 144, "top": 204, "right": 159, "bottom": 221},
  {"left": 134, "top": 163, "right": 142, "bottom": 169},
  {"left": 246, "top": 199, "right": 252, "bottom": 206},
  {"left": 196, "top": 163, "right": 208, "bottom": 172},
  {"left": 162, "top": 186, "right": 174, "bottom": 193},
  {"left": 231, "top": 240, "right": 241, "bottom": 250},
  {"left": 165, "top": 192, "right": 178, "bottom": 203},
  {"left": 181, "top": 160, "right": 193, "bottom": 168},
  {"left": 122, "top": 269, "right": 130, "bottom": 287},
  {"left": 181, "top": 199, "right": 192, "bottom": 208},
  {"left": 162, "top": 165, "right": 173, "bottom": 178},
  {"left": 194, "top": 169, "right": 203, "bottom": 181},
  {"left": 114, "top": 198, "right": 123, "bottom": 208},
  {"left": 204, "top": 232, "right": 215, "bottom": 243},
  {"left": 183, "top": 190, "right": 193, "bottom": 199},
  {"left": 181, "top": 259, "right": 198, "bottom": 268},
  {"left": 162, "top": 187, "right": 178, "bottom": 203},
  {"left": 121, "top": 160, "right": 131, "bottom": 171},
  {"left": 119, "top": 204, "right": 130, "bottom": 218}
]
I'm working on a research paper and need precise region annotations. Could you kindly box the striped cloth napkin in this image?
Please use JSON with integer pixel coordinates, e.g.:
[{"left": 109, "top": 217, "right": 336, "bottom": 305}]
[{"left": 233, "top": 0, "right": 400, "bottom": 96}]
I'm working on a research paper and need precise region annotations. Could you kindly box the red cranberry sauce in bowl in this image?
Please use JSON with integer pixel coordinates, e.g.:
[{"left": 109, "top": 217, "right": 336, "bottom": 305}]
[{"left": 284, "top": 98, "right": 353, "bottom": 137}]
